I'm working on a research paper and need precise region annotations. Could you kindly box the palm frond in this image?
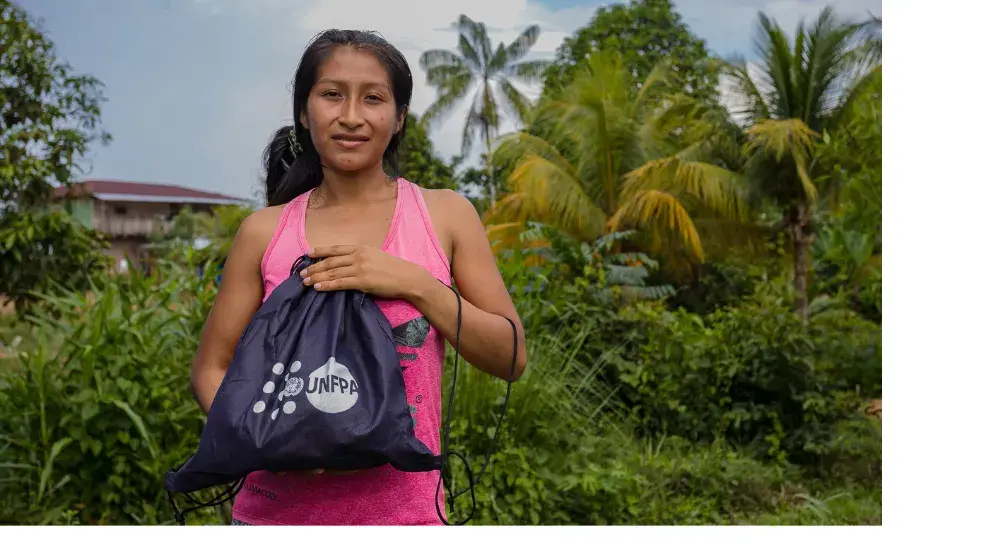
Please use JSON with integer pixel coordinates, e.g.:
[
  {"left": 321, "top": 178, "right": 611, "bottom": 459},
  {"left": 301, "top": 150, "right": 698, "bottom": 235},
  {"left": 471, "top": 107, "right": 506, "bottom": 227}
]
[
  {"left": 722, "top": 59, "right": 772, "bottom": 124},
  {"left": 424, "top": 64, "right": 473, "bottom": 91},
  {"left": 634, "top": 58, "right": 680, "bottom": 110},
  {"left": 457, "top": 15, "right": 492, "bottom": 70},
  {"left": 491, "top": 132, "right": 578, "bottom": 182},
  {"left": 507, "top": 60, "right": 552, "bottom": 83},
  {"left": 419, "top": 71, "right": 474, "bottom": 129},
  {"left": 744, "top": 118, "right": 821, "bottom": 199},
  {"left": 799, "top": 7, "right": 865, "bottom": 126},
  {"left": 484, "top": 194, "right": 529, "bottom": 225},
  {"left": 497, "top": 78, "right": 532, "bottom": 125},
  {"left": 754, "top": 12, "right": 798, "bottom": 120},
  {"left": 419, "top": 49, "right": 468, "bottom": 72},
  {"left": 504, "top": 154, "right": 607, "bottom": 240},
  {"left": 500, "top": 25, "right": 542, "bottom": 67},
  {"left": 608, "top": 190, "right": 704, "bottom": 261},
  {"left": 828, "top": 63, "right": 880, "bottom": 132},
  {"left": 457, "top": 35, "right": 484, "bottom": 72},
  {"left": 620, "top": 156, "right": 747, "bottom": 221}
]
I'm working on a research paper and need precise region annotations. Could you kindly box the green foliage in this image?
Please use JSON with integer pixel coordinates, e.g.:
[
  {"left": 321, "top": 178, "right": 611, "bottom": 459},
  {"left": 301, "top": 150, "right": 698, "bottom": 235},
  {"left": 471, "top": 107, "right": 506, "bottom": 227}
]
[
  {"left": 542, "top": 0, "right": 719, "bottom": 102},
  {"left": 149, "top": 204, "right": 253, "bottom": 269},
  {"left": 0, "top": 209, "right": 110, "bottom": 312},
  {"left": 437, "top": 261, "right": 880, "bottom": 525},
  {"left": 515, "top": 223, "right": 676, "bottom": 304},
  {"left": 0, "top": 3, "right": 880, "bottom": 528},
  {"left": 489, "top": 50, "right": 746, "bottom": 268},
  {"left": 396, "top": 114, "right": 458, "bottom": 191},
  {"left": 816, "top": 67, "right": 882, "bottom": 232},
  {"left": 0, "top": 252, "right": 225, "bottom": 525},
  {"left": 0, "top": 0, "right": 111, "bottom": 210},
  {"left": 527, "top": 272, "right": 881, "bottom": 471},
  {"left": 720, "top": 7, "right": 881, "bottom": 319},
  {"left": 1, "top": 0, "right": 113, "bottom": 313}
]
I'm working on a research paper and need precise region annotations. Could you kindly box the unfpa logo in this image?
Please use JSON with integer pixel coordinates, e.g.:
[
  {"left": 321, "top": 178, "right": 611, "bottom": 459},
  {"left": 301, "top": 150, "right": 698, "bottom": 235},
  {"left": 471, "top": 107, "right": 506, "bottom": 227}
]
[{"left": 305, "top": 357, "right": 359, "bottom": 414}]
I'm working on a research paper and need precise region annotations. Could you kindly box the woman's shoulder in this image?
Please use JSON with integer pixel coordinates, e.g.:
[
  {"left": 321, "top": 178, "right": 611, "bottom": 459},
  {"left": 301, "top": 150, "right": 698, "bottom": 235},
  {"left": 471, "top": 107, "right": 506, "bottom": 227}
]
[
  {"left": 410, "top": 184, "right": 479, "bottom": 225},
  {"left": 233, "top": 204, "right": 287, "bottom": 257}
]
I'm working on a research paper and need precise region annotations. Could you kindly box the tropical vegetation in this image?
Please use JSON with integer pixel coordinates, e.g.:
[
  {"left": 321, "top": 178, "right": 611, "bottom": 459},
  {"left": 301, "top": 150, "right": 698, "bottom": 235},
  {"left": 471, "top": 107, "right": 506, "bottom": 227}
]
[{"left": 0, "top": 0, "right": 881, "bottom": 525}]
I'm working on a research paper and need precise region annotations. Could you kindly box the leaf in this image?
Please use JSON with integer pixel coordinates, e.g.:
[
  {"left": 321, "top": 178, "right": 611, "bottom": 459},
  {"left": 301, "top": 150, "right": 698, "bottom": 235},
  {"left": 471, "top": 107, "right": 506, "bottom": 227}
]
[
  {"left": 37, "top": 437, "right": 73, "bottom": 504},
  {"left": 111, "top": 399, "right": 158, "bottom": 460}
]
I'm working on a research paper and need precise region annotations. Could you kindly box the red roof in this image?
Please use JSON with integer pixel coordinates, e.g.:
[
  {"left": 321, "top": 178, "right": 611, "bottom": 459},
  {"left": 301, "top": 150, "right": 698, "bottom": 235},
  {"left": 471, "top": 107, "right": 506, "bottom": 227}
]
[{"left": 54, "top": 180, "right": 250, "bottom": 203}]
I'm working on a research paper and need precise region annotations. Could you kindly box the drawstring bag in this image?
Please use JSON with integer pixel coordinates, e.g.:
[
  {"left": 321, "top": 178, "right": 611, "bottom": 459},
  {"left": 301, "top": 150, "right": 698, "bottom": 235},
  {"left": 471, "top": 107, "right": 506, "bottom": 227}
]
[{"left": 164, "top": 255, "right": 516, "bottom": 526}]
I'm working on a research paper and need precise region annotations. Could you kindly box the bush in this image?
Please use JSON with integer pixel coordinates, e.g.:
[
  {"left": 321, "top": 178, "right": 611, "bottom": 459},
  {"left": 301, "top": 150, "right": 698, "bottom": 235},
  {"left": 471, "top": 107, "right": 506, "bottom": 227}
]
[
  {"left": 0, "top": 238, "right": 880, "bottom": 525},
  {"left": 440, "top": 318, "right": 800, "bottom": 525},
  {"left": 0, "top": 252, "right": 223, "bottom": 525},
  {"left": 538, "top": 277, "right": 881, "bottom": 474}
]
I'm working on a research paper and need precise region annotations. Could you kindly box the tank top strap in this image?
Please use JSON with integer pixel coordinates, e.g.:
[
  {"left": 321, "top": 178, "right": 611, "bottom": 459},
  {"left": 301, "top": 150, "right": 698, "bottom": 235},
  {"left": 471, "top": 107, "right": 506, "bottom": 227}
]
[
  {"left": 260, "top": 190, "right": 313, "bottom": 300},
  {"left": 387, "top": 178, "right": 451, "bottom": 279}
]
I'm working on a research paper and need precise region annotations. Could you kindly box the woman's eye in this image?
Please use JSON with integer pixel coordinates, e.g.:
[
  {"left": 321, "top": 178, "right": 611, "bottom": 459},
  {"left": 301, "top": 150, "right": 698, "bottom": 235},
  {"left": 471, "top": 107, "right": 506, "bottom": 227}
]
[
  {"left": 365, "top": 95, "right": 383, "bottom": 102},
  {"left": 323, "top": 91, "right": 342, "bottom": 98}
]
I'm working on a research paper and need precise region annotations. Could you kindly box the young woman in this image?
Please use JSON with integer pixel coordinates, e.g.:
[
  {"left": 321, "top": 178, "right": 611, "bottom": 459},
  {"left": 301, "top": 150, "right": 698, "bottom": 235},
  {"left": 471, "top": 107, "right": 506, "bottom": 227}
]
[{"left": 188, "top": 29, "right": 527, "bottom": 526}]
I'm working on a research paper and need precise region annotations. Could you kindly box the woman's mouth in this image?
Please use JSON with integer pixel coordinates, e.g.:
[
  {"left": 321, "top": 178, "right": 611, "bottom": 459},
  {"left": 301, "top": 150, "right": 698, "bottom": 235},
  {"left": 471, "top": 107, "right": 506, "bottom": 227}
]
[{"left": 332, "top": 134, "right": 369, "bottom": 149}]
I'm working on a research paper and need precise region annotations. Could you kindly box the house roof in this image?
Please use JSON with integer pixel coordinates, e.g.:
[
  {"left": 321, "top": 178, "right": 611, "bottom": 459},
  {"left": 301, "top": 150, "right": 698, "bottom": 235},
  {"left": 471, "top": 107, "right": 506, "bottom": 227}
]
[{"left": 54, "top": 180, "right": 253, "bottom": 205}]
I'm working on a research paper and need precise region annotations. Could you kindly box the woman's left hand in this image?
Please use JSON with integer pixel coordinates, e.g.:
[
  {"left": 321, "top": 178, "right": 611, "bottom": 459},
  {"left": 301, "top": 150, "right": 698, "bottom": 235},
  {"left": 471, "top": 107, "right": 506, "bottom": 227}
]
[{"left": 299, "top": 245, "right": 430, "bottom": 300}]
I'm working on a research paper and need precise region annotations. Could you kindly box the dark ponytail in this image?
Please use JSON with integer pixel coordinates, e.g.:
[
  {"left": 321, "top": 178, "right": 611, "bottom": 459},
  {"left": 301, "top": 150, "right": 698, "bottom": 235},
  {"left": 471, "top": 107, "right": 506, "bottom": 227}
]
[
  {"left": 262, "top": 125, "right": 323, "bottom": 206},
  {"left": 262, "top": 30, "right": 414, "bottom": 207}
]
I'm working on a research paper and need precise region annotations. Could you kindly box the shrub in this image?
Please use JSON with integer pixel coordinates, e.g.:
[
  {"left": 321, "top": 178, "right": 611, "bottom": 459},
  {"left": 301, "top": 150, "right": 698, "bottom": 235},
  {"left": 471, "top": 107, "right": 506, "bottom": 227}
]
[
  {"left": 547, "top": 277, "right": 881, "bottom": 473},
  {"left": 442, "top": 315, "right": 806, "bottom": 526},
  {"left": 0, "top": 252, "right": 223, "bottom": 525}
]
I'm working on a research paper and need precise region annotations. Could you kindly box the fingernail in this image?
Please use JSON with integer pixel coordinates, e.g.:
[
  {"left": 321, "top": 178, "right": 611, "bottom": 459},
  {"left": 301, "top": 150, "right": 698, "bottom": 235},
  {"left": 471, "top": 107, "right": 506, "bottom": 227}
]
[{"left": 303, "top": 277, "right": 311, "bottom": 285}]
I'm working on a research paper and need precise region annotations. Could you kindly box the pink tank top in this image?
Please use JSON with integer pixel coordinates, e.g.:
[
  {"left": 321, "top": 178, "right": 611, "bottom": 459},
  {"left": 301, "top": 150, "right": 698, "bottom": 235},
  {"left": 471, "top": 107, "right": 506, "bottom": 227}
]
[{"left": 230, "top": 178, "right": 452, "bottom": 525}]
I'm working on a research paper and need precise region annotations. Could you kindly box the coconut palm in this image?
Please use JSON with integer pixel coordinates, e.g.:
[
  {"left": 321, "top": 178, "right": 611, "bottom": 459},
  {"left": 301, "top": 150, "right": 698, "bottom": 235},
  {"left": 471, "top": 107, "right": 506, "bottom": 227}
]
[
  {"left": 419, "top": 14, "right": 551, "bottom": 204},
  {"left": 485, "top": 50, "right": 746, "bottom": 271},
  {"left": 723, "top": 6, "right": 881, "bottom": 320}
]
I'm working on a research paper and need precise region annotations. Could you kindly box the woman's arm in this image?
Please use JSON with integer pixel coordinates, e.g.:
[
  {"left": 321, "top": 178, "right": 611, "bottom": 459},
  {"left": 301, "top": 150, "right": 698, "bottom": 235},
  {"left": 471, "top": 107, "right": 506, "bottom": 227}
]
[
  {"left": 406, "top": 192, "right": 527, "bottom": 382},
  {"left": 189, "top": 208, "right": 279, "bottom": 413}
]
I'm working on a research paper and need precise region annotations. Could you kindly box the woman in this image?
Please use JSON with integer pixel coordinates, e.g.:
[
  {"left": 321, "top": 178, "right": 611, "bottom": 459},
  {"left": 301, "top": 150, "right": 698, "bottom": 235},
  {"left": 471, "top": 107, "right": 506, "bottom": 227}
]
[{"left": 188, "top": 29, "right": 527, "bottom": 526}]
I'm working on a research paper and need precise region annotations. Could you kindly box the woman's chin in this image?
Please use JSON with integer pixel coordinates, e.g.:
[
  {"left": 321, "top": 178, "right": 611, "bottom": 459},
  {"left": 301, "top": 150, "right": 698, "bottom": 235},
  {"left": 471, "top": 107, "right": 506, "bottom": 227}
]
[{"left": 325, "top": 154, "right": 379, "bottom": 173}]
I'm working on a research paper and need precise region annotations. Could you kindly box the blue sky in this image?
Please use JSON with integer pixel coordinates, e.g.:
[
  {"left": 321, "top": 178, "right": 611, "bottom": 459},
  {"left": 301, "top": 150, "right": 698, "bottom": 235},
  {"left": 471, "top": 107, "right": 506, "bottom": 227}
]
[{"left": 20, "top": 0, "right": 881, "bottom": 200}]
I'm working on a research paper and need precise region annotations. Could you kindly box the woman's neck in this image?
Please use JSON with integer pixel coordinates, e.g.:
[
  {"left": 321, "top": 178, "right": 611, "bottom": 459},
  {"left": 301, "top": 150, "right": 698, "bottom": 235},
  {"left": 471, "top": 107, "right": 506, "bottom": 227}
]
[{"left": 316, "top": 164, "right": 396, "bottom": 206}]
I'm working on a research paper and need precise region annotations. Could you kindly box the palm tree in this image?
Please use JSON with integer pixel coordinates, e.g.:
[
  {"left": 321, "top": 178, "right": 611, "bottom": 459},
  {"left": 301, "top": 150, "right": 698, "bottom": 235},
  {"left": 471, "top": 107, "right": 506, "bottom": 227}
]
[
  {"left": 419, "top": 14, "right": 551, "bottom": 205},
  {"left": 723, "top": 6, "right": 881, "bottom": 321},
  {"left": 485, "top": 50, "right": 746, "bottom": 272}
]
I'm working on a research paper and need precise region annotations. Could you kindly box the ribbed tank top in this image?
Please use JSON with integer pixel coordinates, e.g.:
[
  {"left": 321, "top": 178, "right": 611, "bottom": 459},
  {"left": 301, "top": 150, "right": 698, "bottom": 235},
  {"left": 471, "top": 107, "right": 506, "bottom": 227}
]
[{"left": 231, "top": 178, "right": 452, "bottom": 525}]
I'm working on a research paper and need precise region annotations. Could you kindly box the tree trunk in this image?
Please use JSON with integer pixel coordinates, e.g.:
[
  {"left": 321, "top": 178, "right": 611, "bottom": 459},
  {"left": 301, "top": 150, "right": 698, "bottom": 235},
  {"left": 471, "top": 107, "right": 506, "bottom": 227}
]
[
  {"left": 789, "top": 202, "right": 814, "bottom": 323},
  {"left": 485, "top": 129, "right": 496, "bottom": 207}
]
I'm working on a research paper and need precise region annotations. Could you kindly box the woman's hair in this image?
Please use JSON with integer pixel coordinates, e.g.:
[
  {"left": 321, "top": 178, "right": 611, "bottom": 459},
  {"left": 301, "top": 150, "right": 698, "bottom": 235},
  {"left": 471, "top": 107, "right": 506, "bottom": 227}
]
[{"left": 262, "top": 30, "right": 413, "bottom": 207}]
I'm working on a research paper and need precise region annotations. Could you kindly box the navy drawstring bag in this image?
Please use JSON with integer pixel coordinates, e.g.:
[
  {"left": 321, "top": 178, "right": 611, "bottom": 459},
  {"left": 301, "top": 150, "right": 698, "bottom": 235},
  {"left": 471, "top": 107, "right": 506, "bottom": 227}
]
[{"left": 164, "top": 255, "right": 516, "bottom": 526}]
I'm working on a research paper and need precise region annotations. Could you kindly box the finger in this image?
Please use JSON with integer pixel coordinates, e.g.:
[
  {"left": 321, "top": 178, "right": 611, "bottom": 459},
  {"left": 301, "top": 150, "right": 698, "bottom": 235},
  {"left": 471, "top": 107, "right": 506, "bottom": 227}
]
[
  {"left": 305, "top": 265, "right": 358, "bottom": 287},
  {"left": 307, "top": 245, "right": 357, "bottom": 259},
  {"left": 313, "top": 275, "right": 359, "bottom": 292},
  {"left": 301, "top": 255, "right": 354, "bottom": 279}
]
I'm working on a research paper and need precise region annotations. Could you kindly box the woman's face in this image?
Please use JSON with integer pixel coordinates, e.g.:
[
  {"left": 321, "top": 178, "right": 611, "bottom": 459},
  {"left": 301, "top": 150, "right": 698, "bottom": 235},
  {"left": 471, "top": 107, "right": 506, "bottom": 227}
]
[{"left": 301, "top": 47, "right": 403, "bottom": 173}]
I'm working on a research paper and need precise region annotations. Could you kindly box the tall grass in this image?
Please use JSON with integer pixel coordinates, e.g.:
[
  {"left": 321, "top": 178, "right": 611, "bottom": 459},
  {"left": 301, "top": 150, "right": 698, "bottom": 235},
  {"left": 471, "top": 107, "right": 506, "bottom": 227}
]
[{"left": 0, "top": 254, "right": 227, "bottom": 525}]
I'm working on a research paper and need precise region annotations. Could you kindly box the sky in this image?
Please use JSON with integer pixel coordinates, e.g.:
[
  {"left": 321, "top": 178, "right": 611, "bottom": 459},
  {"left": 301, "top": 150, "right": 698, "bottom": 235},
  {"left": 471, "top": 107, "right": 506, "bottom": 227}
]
[{"left": 20, "top": 0, "right": 881, "bottom": 201}]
